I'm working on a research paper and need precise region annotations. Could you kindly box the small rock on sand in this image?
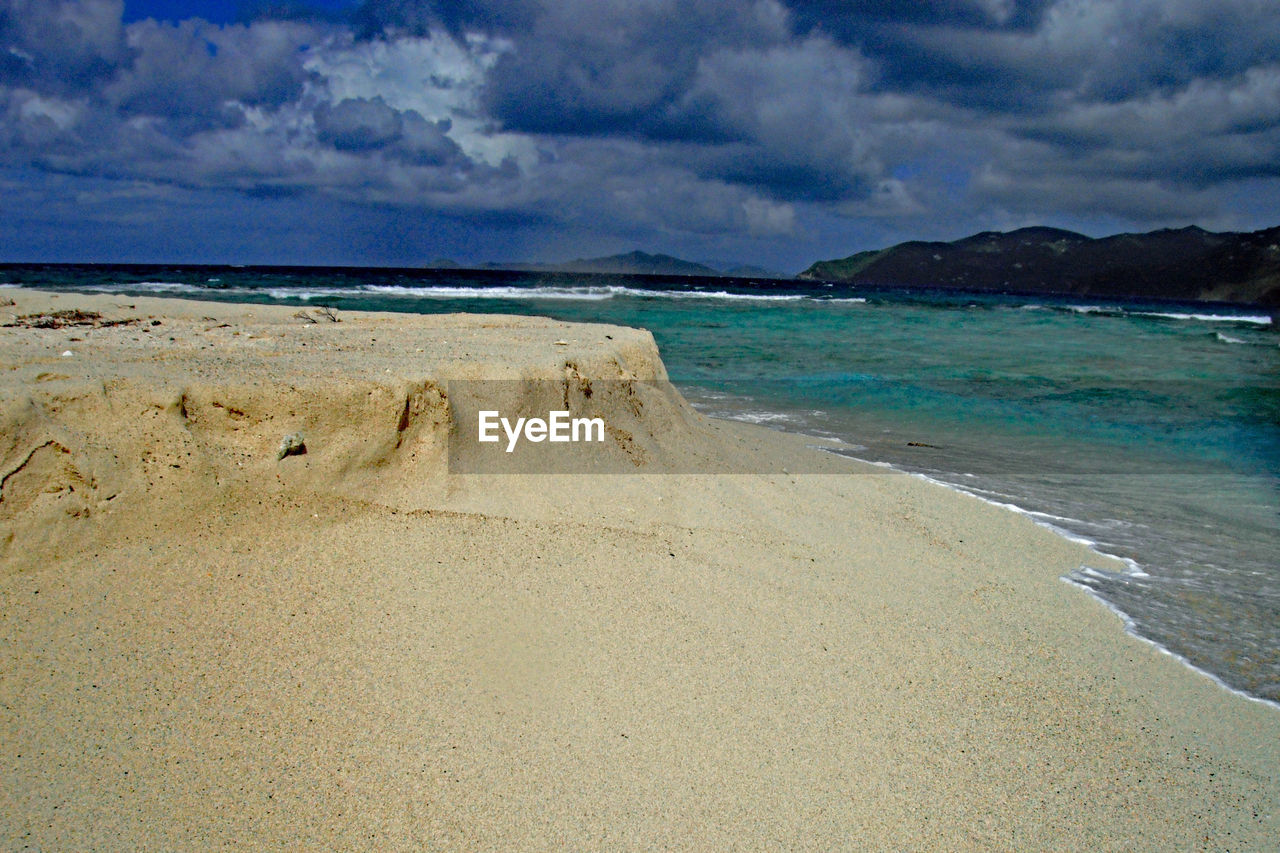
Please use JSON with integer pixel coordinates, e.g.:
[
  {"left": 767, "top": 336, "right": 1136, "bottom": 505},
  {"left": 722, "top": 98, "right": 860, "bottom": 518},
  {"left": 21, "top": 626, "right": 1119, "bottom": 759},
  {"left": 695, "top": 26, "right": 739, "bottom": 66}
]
[{"left": 276, "top": 433, "right": 306, "bottom": 460}]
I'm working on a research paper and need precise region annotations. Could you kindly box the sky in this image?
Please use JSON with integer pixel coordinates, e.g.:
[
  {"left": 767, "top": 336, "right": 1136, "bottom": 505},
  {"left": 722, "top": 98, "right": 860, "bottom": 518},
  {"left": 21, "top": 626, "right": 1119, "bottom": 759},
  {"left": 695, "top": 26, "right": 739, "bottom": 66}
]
[{"left": 1, "top": 0, "right": 1278, "bottom": 272}]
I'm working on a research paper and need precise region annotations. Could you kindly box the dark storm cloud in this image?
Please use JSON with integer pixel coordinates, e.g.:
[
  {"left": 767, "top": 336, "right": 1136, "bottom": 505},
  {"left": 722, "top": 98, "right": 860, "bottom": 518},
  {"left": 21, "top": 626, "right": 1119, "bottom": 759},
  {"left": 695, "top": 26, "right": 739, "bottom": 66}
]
[
  {"left": 0, "top": 0, "right": 128, "bottom": 92},
  {"left": 104, "top": 17, "right": 313, "bottom": 120},
  {"left": 1009, "top": 66, "right": 1280, "bottom": 190},
  {"left": 347, "top": 0, "right": 1279, "bottom": 216},
  {"left": 478, "top": 0, "right": 791, "bottom": 138},
  {"left": 351, "top": 0, "right": 540, "bottom": 39},
  {"left": 1, "top": 5, "right": 325, "bottom": 185},
  {"left": 851, "top": 0, "right": 1280, "bottom": 108},
  {"left": 660, "top": 36, "right": 891, "bottom": 202},
  {"left": 0, "top": 0, "right": 507, "bottom": 211},
  {"left": 314, "top": 95, "right": 464, "bottom": 165},
  {"left": 784, "top": 0, "right": 1055, "bottom": 33},
  {"left": 393, "top": 110, "right": 463, "bottom": 165},
  {"left": 315, "top": 96, "right": 403, "bottom": 149}
]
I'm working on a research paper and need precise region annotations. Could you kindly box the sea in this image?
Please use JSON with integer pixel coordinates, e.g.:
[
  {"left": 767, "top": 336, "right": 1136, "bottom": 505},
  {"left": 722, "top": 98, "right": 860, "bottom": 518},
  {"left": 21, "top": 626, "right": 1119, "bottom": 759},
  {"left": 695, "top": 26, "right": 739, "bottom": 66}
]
[{"left": 4, "top": 264, "right": 1277, "bottom": 707}]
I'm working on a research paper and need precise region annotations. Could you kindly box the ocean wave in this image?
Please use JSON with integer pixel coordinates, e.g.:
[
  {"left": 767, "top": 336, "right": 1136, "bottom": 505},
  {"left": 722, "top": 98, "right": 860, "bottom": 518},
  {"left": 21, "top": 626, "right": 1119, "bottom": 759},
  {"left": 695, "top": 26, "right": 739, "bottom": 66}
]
[
  {"left": 368, "top": 284, "right": 620, "bottom": 301},
  {"left": 714, "top": 410, "right": 806, "bottom": 425},
  {"left": 806, "top": 440, "right": 867, "bottom": 452},
  {"left": 258, "top": 284, "right": 621, "bottom": 301},
  {"left": 1135, "top": 310, "right": 1272, "bottom": 325},
  {"left": 300, "top": 284, "right": 811, "bottom": 302},
  {"left": 36, "top": 280, "right": 1276, "bottom": 324},
  {"left": 1053, "top": 303, "right": 1273, "bottom": 325},
  {"left": 83, "top": 281, "right": 209, "bottom": 295},
  {"left": 656, "top": 289, "right": 807, "bottom": 302},
  {"left": 88, "top": 281, "right": 815, "bottom": 303},
  {"left": 1215, "top": 331, "right": 1248, "bottom": 344}
]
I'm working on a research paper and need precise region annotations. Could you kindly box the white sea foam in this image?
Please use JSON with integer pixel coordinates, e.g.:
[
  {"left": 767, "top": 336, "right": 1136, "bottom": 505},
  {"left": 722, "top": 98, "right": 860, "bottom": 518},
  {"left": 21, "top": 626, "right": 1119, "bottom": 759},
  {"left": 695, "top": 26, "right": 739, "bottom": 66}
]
[
  {"left": 719, "top": 410, "right": 802, "bottom": 425},
  {"left": 806, "top": 440, "right": 866, "bottom": 452},
  {"left": 378, "top": 284, "right": 619, "bottom": 300},
  {"left": 255, "top": 283, "right": 814, "bottom": 303},
  {"left": 840, "top": 455, "right": 895, "bottom": 469},
  {"left": 271, "top": 284, "right": 615, "bottom": 301},
  {"left": 1057, "top": 303, "right": 1273, "bottom": 326},
  {"left": 1214, "top": 332, "right": 1248, "bottom": 344},
  {"left": 943, "top": 482, "right": 1024, "bottom": 502},
  {"left": 822, "top": 297, "right": 868, "bottom": 304},
  {"left": 84, "top": 281, "right": 207, "bottom": 295},
  {"left": 1020, "top": 507, "right": 1093, "bottom": 526},
  {"left": 68, "top": 279, "right": 865, "bottom": 304},
  {"left": 661, "top": 290, "right": 807, "bottom": 302},
  {"left": 1134, "top": 310, "right": 1272, "bottom": 325}
]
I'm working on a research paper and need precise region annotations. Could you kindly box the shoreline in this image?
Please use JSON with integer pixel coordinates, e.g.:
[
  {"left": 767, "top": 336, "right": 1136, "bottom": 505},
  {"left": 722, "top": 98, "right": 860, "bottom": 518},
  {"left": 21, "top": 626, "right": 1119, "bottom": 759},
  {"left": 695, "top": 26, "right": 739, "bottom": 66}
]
[
  {"left": 701, "top": 397, "right": 1280, "bottom": 712},
  {"left": 836, "top": 445, "right": 1280, "bottom": 712},
  {"left": 913, "top": 465, "right": 1280, "bottom": 713},
  {"left": 3, "top": 289, "right": 1278, "bottom": 848}
]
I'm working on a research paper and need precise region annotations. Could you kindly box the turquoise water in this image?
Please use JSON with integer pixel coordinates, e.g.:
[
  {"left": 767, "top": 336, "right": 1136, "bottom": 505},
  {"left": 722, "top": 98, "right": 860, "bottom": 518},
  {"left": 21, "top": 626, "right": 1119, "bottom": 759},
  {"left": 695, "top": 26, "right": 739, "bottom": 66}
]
[{"left": 4, "top": 268, "right": 1277, "bottom": 705}]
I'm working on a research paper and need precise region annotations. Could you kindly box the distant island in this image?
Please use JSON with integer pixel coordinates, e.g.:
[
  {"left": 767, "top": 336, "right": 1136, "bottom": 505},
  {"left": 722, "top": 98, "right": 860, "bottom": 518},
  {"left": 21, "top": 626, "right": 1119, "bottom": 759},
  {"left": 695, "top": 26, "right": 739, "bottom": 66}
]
[
  {"left": 436, "top": 250, "right": 790, "bottom": 280},
  {"left": 422, "top": 228, "right": 1280, "bottom": 308},
  {"left": 800, "top": 225, "right": 1280, "bottom": 308},
  {"left": 541, "top": 250, "right": 722, "bottom": 277}
]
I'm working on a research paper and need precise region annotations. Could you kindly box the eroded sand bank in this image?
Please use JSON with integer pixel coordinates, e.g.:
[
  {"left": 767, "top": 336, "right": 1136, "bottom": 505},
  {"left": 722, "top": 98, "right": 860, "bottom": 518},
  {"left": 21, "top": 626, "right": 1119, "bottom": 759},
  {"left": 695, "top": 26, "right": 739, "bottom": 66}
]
[{"left": 1, "top": 290, "right": 1276, "bottom": 849}]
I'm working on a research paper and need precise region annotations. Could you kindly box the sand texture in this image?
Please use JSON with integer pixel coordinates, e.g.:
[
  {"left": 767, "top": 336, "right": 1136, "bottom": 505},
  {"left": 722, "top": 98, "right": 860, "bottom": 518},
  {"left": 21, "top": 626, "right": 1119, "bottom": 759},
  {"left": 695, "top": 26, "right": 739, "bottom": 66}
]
[{"left": 1, "top": 290, "right": 1277, "bottom": 850}]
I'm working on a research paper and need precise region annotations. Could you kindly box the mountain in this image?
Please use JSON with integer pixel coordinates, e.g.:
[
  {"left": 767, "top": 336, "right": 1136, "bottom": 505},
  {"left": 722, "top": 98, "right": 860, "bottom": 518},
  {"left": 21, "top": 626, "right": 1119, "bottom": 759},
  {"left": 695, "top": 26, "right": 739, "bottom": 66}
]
[
  {"left": 476, "top": 251, "right": 790, "bottom": 278},
  {"left": 799, "top": 225, "right": 1280, "bottom": 307},
  {"left": 549, "top": 251, "right": 721, "bottom": 276},
  {"left": 719, "top": 264, "right": 790, "bottom": 279}
]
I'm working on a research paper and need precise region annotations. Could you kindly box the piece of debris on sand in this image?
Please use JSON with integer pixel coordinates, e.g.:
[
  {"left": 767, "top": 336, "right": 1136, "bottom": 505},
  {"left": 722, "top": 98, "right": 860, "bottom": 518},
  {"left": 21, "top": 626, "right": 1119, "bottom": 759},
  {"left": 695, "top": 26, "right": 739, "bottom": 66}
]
[
  {"left": 3, "top": 310, "right": 138, "bottom": 329},
  {"left": 276, "top": 433, "right": 307, "bottom": 460}
]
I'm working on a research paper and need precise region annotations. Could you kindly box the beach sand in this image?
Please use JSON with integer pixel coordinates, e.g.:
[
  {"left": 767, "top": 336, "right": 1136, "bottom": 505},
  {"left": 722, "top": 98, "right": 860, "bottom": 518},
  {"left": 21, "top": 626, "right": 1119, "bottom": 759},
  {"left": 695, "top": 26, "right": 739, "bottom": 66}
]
[{"left": 2, "top": 289, "right": 1277, "bottom": 849}]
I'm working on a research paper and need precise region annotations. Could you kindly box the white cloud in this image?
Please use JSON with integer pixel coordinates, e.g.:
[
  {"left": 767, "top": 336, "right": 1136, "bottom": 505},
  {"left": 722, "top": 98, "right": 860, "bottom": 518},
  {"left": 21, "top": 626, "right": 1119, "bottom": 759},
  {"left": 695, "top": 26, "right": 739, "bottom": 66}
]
[
  {"left": 743, "top": 195, "right": 796, "bottom": 236},
  {"left": 302, "top": 31, "right": 536, "bottom": 168},
  {"left": 15, "top": 89, "right": 82, "bottom": 129}
]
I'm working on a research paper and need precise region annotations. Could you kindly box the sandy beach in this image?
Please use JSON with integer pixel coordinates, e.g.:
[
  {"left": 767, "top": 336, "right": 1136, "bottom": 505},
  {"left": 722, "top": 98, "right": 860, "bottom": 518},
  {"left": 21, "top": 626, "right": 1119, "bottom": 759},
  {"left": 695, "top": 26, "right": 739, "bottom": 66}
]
[{"left": 1, "top": 289, "right": 1277, "bottom": 850}]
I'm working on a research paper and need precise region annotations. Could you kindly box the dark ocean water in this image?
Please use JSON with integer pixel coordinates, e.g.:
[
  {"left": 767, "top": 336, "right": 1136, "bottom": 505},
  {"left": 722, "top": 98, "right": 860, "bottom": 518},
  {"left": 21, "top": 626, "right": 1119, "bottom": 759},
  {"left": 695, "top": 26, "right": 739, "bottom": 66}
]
[{"left": 4, "top": 265, "right": 1277, "bottom": 706}]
